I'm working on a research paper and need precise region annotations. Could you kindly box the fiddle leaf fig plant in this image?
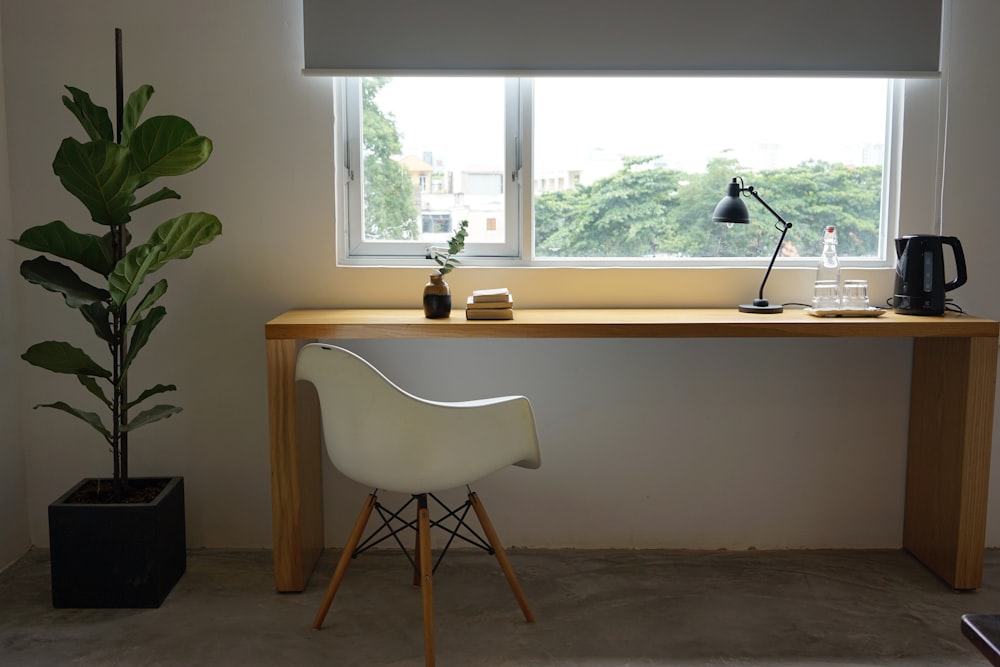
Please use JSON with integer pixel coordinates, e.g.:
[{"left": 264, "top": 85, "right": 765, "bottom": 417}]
[{"left": 12, "top": 82, "right": 221, "bottom": 500}]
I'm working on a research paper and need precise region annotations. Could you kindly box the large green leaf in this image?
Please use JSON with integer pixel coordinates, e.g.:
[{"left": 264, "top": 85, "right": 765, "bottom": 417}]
[
  {"left": 35, "top": 401, "right": 110, "bottom": 439},
  {"left": 146, "top": 212, "right": 222, "bottom": 270},
  {"left": 122, "top": 305, "right": 166, "bottom": 376},
  {"left": 62, "top": 86, "right": 113, "bottom": 142},
  {"left": 130, "top": 186, "right": 181, "bottom": 213},
  {"left": 130, "top": 116, "right": 212, "bottom": 185},
  {"left": 123, "top": 404, "right": 182, "bottom": 432},
  {"left": 127, "top": 279, "right": 168, "bottom": 328},
  {"left": 53, "top": 138, "right": 141, "bottom": 226},
  {"left": 108, "top": 213, "right": 221, "bottom": 306},
  {"left": 19, "top": 256, "right": 110, "bottom": 308},
  {"left": 22, "top": 341, "right": 111, "bottom": 378},
  {"left": 79, "top": 301, "right": 114, "bottom": 344},
  {"left": 13, "top": 220, "right": 114, "bottom": 276},
  {"left": 127, "top": 383, "right": 176, "bottom": 411},
  {"left": 121, "top": 84, "right": 154, "bottom": 146},
  {"left": 77, "top": 375, "right": 111, "bottom": 408},
  {"left": 108, "top": 243, "right": 165, "bottom": 307}
]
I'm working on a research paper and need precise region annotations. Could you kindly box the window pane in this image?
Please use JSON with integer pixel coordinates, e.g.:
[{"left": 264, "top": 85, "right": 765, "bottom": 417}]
[
  {"left": 532, "top": 78, "right": 888, "bottom": 260},
  {"left": 362, "top": 77, "right": 506, "bottom": 245}
]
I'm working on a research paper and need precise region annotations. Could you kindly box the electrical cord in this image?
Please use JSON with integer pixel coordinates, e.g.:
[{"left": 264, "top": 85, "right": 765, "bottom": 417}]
[{"left": 885, "top": 296, "right": 966, "bottom": 314}]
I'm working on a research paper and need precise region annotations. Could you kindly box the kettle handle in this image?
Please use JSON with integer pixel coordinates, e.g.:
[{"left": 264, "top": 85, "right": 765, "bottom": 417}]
[{"left": 942, "top": 236, "right": 968, "bottom": 292}]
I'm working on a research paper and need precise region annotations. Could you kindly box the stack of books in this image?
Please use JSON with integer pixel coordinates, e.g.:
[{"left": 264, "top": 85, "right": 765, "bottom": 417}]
[{"left": 466, "top": 288, "right": 514, "bottom": 320}]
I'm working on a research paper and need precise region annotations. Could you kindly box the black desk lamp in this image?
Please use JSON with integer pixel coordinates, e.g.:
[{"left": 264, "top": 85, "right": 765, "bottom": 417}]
[{"left": 712, "top": 177, "right": 793, "bottom": 314}]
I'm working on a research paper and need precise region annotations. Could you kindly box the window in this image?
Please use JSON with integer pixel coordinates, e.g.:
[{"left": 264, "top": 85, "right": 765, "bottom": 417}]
[
  {"left": 533, "top": 78, "right": 888, "bottom": 261},
  {"left": 337, "top": 76, "right": 936, "bottom": 268},
  {"left": 341, "top": 77, "right": 517, "bottom": 257}
]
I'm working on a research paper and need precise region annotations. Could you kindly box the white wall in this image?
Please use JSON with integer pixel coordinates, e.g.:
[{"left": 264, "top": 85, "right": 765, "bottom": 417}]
[
  {"left": 935, "top": 0, "right": 1000, "bottom": 544},
  {"left": 0, "top": 0, "right": 997, "bottom": 551},
  {"left": 0, "top": 8, "right": 30, "bottom": 570}
]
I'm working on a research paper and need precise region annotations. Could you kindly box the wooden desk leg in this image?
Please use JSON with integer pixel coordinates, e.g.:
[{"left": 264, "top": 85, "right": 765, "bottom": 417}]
[
  {"left": 903, "top": 336, "right": 998, "bottom": 589},
  {"left": 267, "top": 338, "right": 324, "bottom": 592}
]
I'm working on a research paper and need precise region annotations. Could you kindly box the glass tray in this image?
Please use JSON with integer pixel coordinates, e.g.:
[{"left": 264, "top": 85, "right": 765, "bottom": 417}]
[{"left": 804, "top": 307, "right": 887, "bottom": 318}]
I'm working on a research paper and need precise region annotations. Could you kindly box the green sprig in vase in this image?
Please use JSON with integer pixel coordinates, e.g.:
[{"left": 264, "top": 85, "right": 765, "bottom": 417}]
[{"left": 423, "top": 220, "right": 468, "bottom": 319}]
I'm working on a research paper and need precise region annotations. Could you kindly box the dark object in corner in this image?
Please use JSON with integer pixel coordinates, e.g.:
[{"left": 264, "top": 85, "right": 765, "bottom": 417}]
[{"left": 962, "top": 614, "right": 1000, "bottom": 666}]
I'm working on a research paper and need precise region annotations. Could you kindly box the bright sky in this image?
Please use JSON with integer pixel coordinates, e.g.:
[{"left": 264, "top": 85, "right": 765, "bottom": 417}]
[{"left": 376, "top": 77, "right": 889, "bottom": 175}]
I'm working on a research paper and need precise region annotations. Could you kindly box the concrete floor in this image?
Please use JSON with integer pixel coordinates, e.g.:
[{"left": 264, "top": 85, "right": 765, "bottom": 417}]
[{"left": 1, "top": 547, "right": 998, "bottom": 666}]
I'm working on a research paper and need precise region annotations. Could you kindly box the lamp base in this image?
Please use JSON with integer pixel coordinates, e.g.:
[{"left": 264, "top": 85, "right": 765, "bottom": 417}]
[{"left": 738, "top": 301, "right": 783, "bottom": 314}]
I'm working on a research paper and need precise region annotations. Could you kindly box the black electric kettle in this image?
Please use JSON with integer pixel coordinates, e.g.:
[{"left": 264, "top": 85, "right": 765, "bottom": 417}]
[{"left": 893, "top": 235, "right": 967, "bottom": 315}]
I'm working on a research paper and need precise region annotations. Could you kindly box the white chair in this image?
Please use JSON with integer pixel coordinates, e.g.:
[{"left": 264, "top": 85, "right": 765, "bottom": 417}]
[{"left": 296, "top": 343, "right": 541, "bottom": 667}]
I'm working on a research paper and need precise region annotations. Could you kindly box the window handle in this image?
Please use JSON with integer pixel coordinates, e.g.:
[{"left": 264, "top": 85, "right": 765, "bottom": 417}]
[
  {"left": 344, "top": 138, "right": 355, "bottom": 182},
  {"left": 511, "top": 136, "right": 521, "bottom": 183}
]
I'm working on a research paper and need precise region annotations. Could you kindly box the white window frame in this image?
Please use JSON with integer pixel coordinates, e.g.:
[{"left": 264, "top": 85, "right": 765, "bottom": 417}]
[
  {"left": 337, "top": 77, "right": 522, "bottom": 261},
  {"left": 335, "top": 77, "right": 942, "bottom": 271}
]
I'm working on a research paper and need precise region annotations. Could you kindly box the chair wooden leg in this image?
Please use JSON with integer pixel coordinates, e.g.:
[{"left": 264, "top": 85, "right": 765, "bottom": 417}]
[
  {"left": 469, "top": 491, "right": 535, "bottom": 623},
  {"left": 312, "top": 493, "right": 377, "bottom": 630},
  {"left": 417, "top": 494, "right": 436, "bottom": 667}
]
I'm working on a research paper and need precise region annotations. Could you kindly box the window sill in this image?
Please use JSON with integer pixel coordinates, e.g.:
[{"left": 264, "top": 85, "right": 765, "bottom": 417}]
[{"left": 323, "top": 264, "right": 899, "bottom": 311}]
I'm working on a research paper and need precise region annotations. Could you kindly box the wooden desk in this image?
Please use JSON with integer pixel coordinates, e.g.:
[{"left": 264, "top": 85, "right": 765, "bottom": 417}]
[{"left": 265, "top": 309, "right": 999, "bottom": 592}]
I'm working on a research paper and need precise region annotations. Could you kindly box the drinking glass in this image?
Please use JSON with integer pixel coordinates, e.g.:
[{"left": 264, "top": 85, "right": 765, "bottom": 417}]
[
  {"left": 812, "top": 280, "right": 839, "bottom": 309},
  {"left": 841, "top": 279, "right": 870, "bottom": 310}
]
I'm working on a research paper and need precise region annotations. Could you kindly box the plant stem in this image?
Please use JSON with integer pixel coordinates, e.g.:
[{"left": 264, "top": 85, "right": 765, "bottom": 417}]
[
  {"left": 117, "top": 225, "right": 129, "bottom": 493},
  {"left": 112, "top": 27, "right": 129, "bottom": 498},
  {"left": 110, "top": 224, "right": 123, "bottom": 499},
  {"left": 115, "top": 28, "right": 123, "bottom": 145}
]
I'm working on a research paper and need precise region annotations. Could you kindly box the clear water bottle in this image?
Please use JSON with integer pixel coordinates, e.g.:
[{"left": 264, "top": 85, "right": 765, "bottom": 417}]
[{"left": 815, "top": 225, "right": 841, "bottom": 306}]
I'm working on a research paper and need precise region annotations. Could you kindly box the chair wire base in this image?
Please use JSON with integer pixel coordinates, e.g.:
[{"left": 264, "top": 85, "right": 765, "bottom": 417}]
[{"left": 353, "top": 486, "right": 493, "bottom": 574}]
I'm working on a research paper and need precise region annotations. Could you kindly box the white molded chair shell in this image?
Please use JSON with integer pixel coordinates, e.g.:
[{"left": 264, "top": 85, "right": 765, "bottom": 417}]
[{"left": 296, "top": 343, "right": 541, "bottom": 494}]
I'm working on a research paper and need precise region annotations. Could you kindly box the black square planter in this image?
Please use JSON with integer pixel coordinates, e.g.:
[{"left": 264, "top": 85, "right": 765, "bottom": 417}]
[{"left": 48, "top": 476, "right": 187, "bottom": 608}]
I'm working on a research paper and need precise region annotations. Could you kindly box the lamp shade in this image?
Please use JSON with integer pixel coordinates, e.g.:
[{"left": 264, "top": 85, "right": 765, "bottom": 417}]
[{"left": 712, "top": 179, "right": 750, "bottom": 224}]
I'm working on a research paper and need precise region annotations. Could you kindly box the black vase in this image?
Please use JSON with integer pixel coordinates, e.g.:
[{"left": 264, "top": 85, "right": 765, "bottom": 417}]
[{"left": 423, "top": 273, "right": 452, "bottom": 318}]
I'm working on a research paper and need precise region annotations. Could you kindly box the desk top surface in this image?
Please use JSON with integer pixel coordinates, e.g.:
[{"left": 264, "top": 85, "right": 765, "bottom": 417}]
[{"left": 265, "top": 308, "right": 1000, "bottom": 340}]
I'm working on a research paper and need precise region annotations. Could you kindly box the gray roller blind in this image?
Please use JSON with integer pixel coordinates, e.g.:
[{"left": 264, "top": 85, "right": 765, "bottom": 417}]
[{"left": 302, "top": 0, "right": 942, "bottom": 76}]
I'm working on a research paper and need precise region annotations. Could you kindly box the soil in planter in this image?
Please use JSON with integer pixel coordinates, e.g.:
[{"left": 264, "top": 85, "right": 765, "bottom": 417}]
[{"left": 65, "top": 478, "right": 169, "bottom": 504}]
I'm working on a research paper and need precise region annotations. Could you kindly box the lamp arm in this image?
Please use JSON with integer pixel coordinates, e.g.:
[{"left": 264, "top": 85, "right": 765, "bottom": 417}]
[
  {"left": 746, "top": 187, "right": 791, "bottom": 231},
  {"left": 755, "top": 221, "right": 791, "bottom": 302},
  {"left": 745, "top": 187, "right": 793, "bottom": 303}
]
